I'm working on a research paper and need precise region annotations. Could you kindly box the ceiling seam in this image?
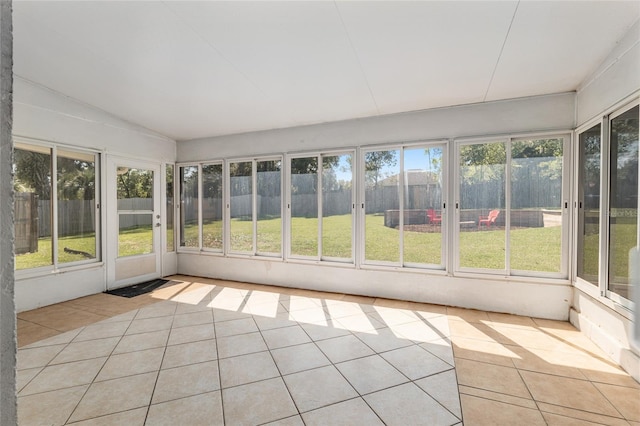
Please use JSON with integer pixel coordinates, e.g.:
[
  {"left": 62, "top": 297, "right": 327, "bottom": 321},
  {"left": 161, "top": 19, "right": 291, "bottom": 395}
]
[
  {"left": 483, "top": 1, "right": 520, "bottom": 102},
  {"left": 333, "top": 1, "right": 381, "bottom": 115}
]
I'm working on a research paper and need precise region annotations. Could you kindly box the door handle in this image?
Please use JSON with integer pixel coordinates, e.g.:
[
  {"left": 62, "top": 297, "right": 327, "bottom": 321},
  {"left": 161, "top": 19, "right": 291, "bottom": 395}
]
[{"left": 155, "top": 223, "right": 161, "bottom": 227}]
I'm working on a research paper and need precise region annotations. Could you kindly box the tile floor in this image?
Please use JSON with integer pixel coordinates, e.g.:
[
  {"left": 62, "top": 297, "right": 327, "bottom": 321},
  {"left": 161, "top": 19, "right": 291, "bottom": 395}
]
[{"left": 16, "top": 275, "right": 640, "bottom": 425}]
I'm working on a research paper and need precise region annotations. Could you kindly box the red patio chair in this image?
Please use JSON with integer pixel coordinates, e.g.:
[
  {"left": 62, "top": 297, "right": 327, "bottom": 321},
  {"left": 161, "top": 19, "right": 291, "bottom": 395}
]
[
  {"left": 427, "top": 209, "right": 442, "bottom": 225},
  {"left": 478, "top": 209, "right": 500, "bottom": 229}
]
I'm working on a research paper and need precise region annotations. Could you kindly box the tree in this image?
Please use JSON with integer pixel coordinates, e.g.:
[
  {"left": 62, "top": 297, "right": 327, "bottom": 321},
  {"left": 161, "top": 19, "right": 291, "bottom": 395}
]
[
  {"left": 363, "top": 151, "right": 397, "bottom": 188},
  {"left": 14, "top": 149, "right": 51, "bottom": 199}
]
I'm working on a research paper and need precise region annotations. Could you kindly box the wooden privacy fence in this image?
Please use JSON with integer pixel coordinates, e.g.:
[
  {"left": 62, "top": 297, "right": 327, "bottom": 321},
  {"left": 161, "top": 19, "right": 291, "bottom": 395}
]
[{"left": 15, "top": 193, "right": 38, "bottom": 254}]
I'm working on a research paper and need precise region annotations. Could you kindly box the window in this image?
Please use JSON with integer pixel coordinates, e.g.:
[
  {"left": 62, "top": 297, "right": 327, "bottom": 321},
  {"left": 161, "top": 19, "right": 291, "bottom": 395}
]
[
  {"left": 607, "top": 105, "right": 638, "bottom": 301},
  {"left": 363, "top": 145, "right": 445, "bottom": 268},
  {"left": 229, "top": 161, "right": 253, "bottom": 253},
  {"left": 166, "top": 164, "right": 175, "bottom": 252},
  {"left": 117, "top": 167, "right": 153, "bottom": 257},
  {"left": 202, "top": 163, "right": 223, "bottom": 251},
  {"left": 179, "top": 165, "right": 199, "bottom": 249},
  {"left": 457, "top": 136, "right": 567, "bottom": 276},
  {"left": 256, "top": 160, "right": 282, "bottom": 255},
  {"left": 14, "top": 142, "right": 99, "bottom": 271},
  {"left": 290, "top": 153, "right": 354, "bottom": 261},
  {"left": 577, "top": 124, "right": 601, "bottom": 285}
]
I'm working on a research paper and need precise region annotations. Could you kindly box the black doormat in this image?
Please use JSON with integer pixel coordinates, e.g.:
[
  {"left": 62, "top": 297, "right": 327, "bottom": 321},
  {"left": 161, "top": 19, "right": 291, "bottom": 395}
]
[{"left": 105, "top": 279, "right": 169, "bottom": 298}]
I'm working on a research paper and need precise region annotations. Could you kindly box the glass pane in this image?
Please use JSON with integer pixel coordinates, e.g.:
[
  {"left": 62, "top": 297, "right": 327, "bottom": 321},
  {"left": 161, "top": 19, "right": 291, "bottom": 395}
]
[
  {"left": 117, "top": 168, "right": 153, "bottom": 205},
  {"left": 403, "top": 147, "right": 443, "bottom": 266},
  {"left": 57, "top": 150, "right": 97, "bottom": 264},
  {"left": 364, "top": 150, "right": 400, "bottom": 263},
  {"left": 608, "top": 105, "right": 638, "bottom": 300},
  {"left": 290, "top": 157, "right": 318, "bottom": 257},
  {"left": 180, "top": 166, "right": 199, "bottom": 248},
  {"left": 14, "top": 145, "right": 53, "bottom": 270},
  {"left": 118, "top": 214, "right": 152, "bottom": 256},
  {"left": 202, "top": 164, "right": 223, "bottom": 250},
  {"left": 230, "top": 162, "right": 253, "bottom": 252},
  {"left": 166, "top": 164, "right": 175, "bottom": 252},
  {"left": 458, "top": 142, "right": 506, "bottom": 270},
  {"left": 577, "top": 124, "right": 601, "bottom": 284},
  {"left": 510, "top": 139, "right": 563, "bottom": 273},
  {"left": 257, "top": 160, "right": 281, "bottom": 255},
  {"left": 322, "top": 154, "right": 352, "bottom": 260}
]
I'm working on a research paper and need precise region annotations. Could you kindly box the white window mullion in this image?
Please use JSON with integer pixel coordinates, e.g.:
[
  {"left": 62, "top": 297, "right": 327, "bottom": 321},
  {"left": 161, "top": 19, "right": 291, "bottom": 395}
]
[
  {"left": 599, "top": 117, "right": 610, "bottom": 297},
  {"left": 505, "top": 139, "right": 512, "bottom": 275},
  {"left": 252, "top": 160, "right": 258, "bottom": 254},
  {"left": 198, "top": 164, "right": 204, "bottom": 251},
  {"left": 399, "top": 147, "right": 405, "bottom": 266},
  {"left": 51, "top": 146, "right": 59, "bottom": 268},
  {"left": 317, "top": 155, "right": 323, "bottom": 260}
]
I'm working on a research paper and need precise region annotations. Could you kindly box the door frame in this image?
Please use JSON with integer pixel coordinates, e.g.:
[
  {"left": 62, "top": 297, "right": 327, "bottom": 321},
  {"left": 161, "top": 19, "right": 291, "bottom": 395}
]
[{"left": 106, "top": 156, "right": 162, "bottom": 290}]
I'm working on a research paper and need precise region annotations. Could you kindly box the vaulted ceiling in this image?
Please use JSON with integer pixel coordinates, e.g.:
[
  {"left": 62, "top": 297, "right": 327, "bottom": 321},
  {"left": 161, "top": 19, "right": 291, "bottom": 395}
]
[{"left": 13, "top": 1, "right": 640, "bottom": 141}]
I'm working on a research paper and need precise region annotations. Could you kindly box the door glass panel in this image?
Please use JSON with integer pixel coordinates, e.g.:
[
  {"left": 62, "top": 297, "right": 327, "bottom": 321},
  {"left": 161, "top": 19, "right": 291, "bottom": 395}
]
[
  {"left": 202, "top": 164, "right": 223, "bottom": 250},
  {"left": 117, "top": 167, "right": 154, "bottom": 257},
  {"left": 118, "top": 214, "right": 153, "bottom": 256},
  {"left": 510, "top": 138, "right": 563, "bottom": 273},
  {"left": 57, "top": 149, "right": 97, "bottom": 264},
  {"left": 459, "top": 142, "right": 506, "bottom": 270},
  {"left": 180, "top": 166, "right": 199, "bottom": 248},
  {"left": 257, "top": 160, "right": 281, "bottom": 255},
  {"left": 403, "top": 147, "right": 443, "bottom": 266},
  {"left": 577, "top": 124, "right": 601, "bottom": 285},
  {"left": 608, "top": 105, "right": 639, "bottom": 300},
  {"left": 364, "top": 149, "right": 400, "bottom": 263},
  {"left": 166, "top": 164, "right": 175, "bottom": 252},
  {"left": 290, "top": 157, "right": 318, "bottom": 257},
  {"left": 14, "top": 144, "right": 53, "bottom": 270},
  {"left": 322, "top": 154, "right": 352, "bottom": 260}
]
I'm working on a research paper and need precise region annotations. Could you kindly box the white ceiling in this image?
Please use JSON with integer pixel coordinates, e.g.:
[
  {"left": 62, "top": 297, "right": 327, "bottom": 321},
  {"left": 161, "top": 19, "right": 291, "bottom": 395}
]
[{"left": 13, "top": 1, "right": 640, "bottom": 141}]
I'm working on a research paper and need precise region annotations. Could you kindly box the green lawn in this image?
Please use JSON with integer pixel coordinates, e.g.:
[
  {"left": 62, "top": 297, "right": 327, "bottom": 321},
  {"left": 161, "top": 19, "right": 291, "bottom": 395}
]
[{"left": 17, "top": 214, "right": 637, "bottom": 280}]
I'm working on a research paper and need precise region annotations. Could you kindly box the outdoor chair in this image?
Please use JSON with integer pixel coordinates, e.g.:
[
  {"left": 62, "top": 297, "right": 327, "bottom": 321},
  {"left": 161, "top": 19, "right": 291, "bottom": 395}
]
[
  {"left": 427, "top": 209, "right": 442, "bottom": 225},
  {"left": 478, "top": 209, "right": 500, "bottom": 229}
]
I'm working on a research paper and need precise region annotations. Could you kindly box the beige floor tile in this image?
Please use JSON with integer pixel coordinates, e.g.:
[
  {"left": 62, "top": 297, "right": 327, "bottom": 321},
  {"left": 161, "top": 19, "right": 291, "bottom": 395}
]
[
  {"left": 341, "top": 294, "right": 377, "bottom": 306},
  {"left": 113, "top": 329, "right": 170, "bottom": 354},
  {"left": 288, "top": 307, "right": 331, "bottom": 324},
  {"left": 96, "top": 347, "right": 164, "bottom": 381},
  {"left": 167, "top": 323, "right": 215, "bottom": 346},
  {"left": 219, "top": 350, "right": 280, "bottom": 388},
  {"left": 537, "top": 402, "right": 630, "bottom": 426},
  {"left": 262, "top": 325, "right": 312, "bottom": 349},
  {"left": 50, "top": 337, "right": 120, "bottom": 365},
  {"left": 17, "top": 344, "right": 67, "bottom": 370},
  {"left": 74, "top": 321, "right": 130, "bottom": 342},
  {"left": 451, "top": 337, "right": 518, "bottom": 367},
  {"left": 380, "top": 345, "right": 452, "bottom": 380},
  {"left": 254, "top": 313, "right": 298, "bottom": 331},
  {"left": 354, "top": 327, "right": 413, "bottom": 353},
  {"left": 217, "top": 331, "right": 268, "bottom": 358},
  {"left": 283, "top": 365, "right": 358, "bottom": 412},
  {"left": 18, "top": 384, "right": 88, "bottom": 426},
  {"left": 222, "top": 377, "right": 298, "bottom": 425},
  {"left": 169, "top": 285, "right": 216, "bottom": 307},
  {"left": 20, "top": 327, "right": 82, "bottom": 349},
  {"left": 415, "top": 369, "right": 462, "bottom": 419},
  {"left": 17, "top": 322, "right": 61, "bottom": 348},
  {"left": 335, "top": 313, "right": 386, "bottom": 333},
  {"left": 389, "top": 319, "right": 447, "bottom": 343},
  {"left": 16, "top": 367, "right": 42, "bottom": 393},
  {"left": 215, "top": 317, "right": 259, "bottom": 337},
  {"left": 20, "top": 357, "right": 106, "bottom": 396},
  {"left": 369, "top": 306, "right": 421, "bottom": 327},
  {"left": 171, "top": 310, "right": 213, "bottom": 329},
  {"left": 336, "top": 355, "right": 408, "bottom": 394},
  {"left": 458, "top": 385, "right": 538, "bottom": 410},
  {"left": 455, "top": 358, "right": 531, "bottom": 399},
  {"left": 161, "top": 339, "right": 217, "bottom": 369},
  {"left": 67, "top": 407, "right": 147, "bottom": 426},
  {"left": 365, "top": 382, "right": 460, "bottom": 426},
  {"left": 134, "top": 301, "right": 177, "bottom": 320},
  {"left": 125, "top": 316, "right": 173, "bottom": 335},
  {"left": 446, "top": 307, "right": 490, "bottom": 323},
  {"left": 594, "top": 382, "right": 640, "bottom": 421},
  {"left": 449, "top": 320, "right": 512, "bottom": 344},
  {"left": 68, "top": 372, "right": 157, "bottom": 423},
  {"left": 315, "top": 334, "right": 374, "bottom": 364},
  {"left": 152, "top": 361, "right": 220, "bottom": 404},
  {"left": 510, "top": 345, "right": 590, "bottom": 380},
  {"left": 264, "top": 415, "right": 305, "bottom": 426},
  {"left": 212, "top": 307, "right": 254, "bottom": 322},
  {"left": 325, "top": 300, "right": 374, "bottom": 319},
  {"left": 420, "top": 338, "right": 455, "bottom": 366},
  {"left": 460, "top": 394, "right": 546, "bottom": 426},
  {"left": 96, "top": 310, "right": 138, "bottom": 324},
  {"left": 489, "top": 324, "right": 577, "bottom": 352},
  {"left": 271, "top": 342, "right": 331, "bottom": 375},
  {"left": 147, "top": 391, "right": 224, "bottom": 425},
  {"left": 580, "top": 366, "right": 640, "bottom": 389},
  {"left": 520, "top": 370, "right": 621, "bottom": 417},
  {"left": 302, "top": 397, "right": 385, "bottom": 426},
  {"left": 299, "top": 321, "right": 351, "bottom": 341},
  {"left": 542, "top": 411, "right": 616, "bottom": 426},
  {"left": 486, "top": 312, "right": 537, "bottom": 328}
]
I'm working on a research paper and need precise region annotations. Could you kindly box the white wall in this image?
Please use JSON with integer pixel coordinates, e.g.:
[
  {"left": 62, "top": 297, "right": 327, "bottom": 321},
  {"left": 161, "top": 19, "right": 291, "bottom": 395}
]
[
  {"left": 177, "top": 93, "right": 575, "bottom": 320},
  {"left": 573, "top": 21, "right": 640, "bottom": 382},
  {"left": 13, "top": 78, "right": 177, "bottom": 312}
]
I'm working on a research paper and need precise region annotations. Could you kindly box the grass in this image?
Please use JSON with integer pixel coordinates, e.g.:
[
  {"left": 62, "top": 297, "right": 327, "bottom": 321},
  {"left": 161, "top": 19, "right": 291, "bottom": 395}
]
[{"left": 17, "top": 214, "right": 637, "bottom": 281}]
